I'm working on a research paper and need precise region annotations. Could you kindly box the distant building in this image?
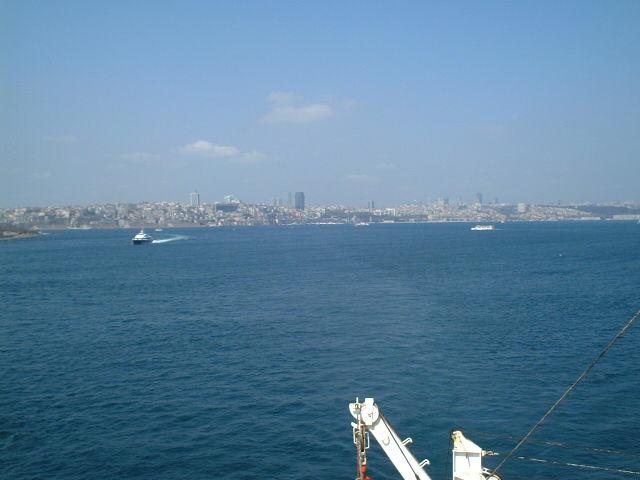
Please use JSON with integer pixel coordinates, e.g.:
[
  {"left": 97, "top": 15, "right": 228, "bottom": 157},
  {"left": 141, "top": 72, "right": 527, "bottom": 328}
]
[
  {"left": 215, "top": 194, "right": 240, "bottom": 213},
  {"left": 475, "top": 192, "right": 483, "bottom": 205},
  {"left": 288, "top": 192, "right": 292, "bottom": 207},
  {"left": 295, "top": 192, "right": 305, "bottom": 210},
  {"left": 190, "top": 191, "right": 200, "bottom": 207},
  {"left": 612, "top": 214, "right": 640, "bottom": 221},
  {"left": 215, "top": 202, "right": 239, "bottom": 213},
  {"left": 517, "top": 203, "right": 528, "bottom": 213}
]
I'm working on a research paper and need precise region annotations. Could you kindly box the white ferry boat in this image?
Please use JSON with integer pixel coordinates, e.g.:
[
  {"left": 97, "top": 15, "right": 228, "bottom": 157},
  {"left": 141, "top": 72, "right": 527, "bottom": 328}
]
[
  {"left": 471, "top": 224, "right": 495, "bottom": 231},
  {"left": 132, "top": 229, "right": 153, "bottom": 244}
]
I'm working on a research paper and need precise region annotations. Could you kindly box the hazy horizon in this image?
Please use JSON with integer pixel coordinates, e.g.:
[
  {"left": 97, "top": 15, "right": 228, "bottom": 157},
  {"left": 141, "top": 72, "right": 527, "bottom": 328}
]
[
  {"left": 2, "top": 195, "right": 640, "bottom": 211},
  {"left": 2, "top": 2, "right": 639, "bottom": 207}
]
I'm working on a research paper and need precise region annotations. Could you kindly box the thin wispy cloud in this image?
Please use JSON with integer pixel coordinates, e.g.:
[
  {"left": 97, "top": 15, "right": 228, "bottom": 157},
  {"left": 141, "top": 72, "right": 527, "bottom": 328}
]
[
  {"left": 473, "top": 124, "right": 507, "bottom": 138},
  {"left": 263, "top": 104, "right": 332, "bottom": 124},
  {"left": 177, "top": 140, "right": 264, "bottom": 163},
  {"left": 375, "top": 162, "right": 397, "bottom": 171},
  {"left": 43, "top": 134, "right": 78, "bottom": 144},
  {"left": 231, "top": 151, "right": 265, "bottom": 164},
  {"left": 121, "top": 153, "right": 159, "bottom": 164},
  {"left": 267, "top": 91, "right": 298, "bottom": 106},
  {"left": 179, "top": 140, "right": 240, "bottom": 157},
  {"left": 344, "top": 173, "right": 377, "bottom": 183},
  {"left": 262, "top": 91, "right": 333, "bottom": 124},
  {"left": 31, "top": 171, "right": 52, "bottom": 179}
]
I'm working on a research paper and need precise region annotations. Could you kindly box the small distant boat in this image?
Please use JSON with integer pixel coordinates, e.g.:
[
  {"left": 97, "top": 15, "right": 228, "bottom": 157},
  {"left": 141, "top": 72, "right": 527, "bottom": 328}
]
[
  {"left": 470, "top": 224, "right": 495, "bottom": 231},
  {"left": 355, "top": 222, "right": 370, "bottom": 227},
  {"left": 155, "top": 228, "right": 163, "bottom": 232},
  {"left": 132, "top": 229, "right": 153, "bottom": 244}
]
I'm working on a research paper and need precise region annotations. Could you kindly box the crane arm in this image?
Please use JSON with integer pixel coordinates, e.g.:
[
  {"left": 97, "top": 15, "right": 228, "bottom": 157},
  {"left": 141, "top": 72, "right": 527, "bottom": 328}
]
[{"left": 350, "top": 398, "right": 432, "bottom": 480}]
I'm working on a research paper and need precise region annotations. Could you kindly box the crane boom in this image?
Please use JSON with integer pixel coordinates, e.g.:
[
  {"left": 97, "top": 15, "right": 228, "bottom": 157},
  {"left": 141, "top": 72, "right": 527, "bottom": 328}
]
[
  {"left": 349, "top": 398, "right": 432, "bottom": 480},
  {"left": 349, "top": 398, "right": 499, "bottom": 480}
]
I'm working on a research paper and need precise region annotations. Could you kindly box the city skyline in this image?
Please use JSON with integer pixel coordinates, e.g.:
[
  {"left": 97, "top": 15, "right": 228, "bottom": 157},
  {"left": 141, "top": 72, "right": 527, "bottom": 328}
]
[
  {"left": 3, "top": 189, "right": 640, "bottom": 211},
  {"left": 4, "top": 195, "right": 640, "bottom": 232},
  {"left": 2, "top": 2, "right": 639, "bottom": 207},
  {"left": 3, "top": 187, "right": 640, "bottom": 211}
]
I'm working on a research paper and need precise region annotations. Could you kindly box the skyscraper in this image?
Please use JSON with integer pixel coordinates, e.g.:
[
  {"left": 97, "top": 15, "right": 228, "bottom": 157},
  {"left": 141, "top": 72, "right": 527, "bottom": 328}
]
[
  {"left": 475, "top": 192, "right": 483, "bottom": 205},
  {"left": 190, "top": 191, "right": 200, "bottom": 207},
  {"left": 294, "top": 192, "right": 305, "bottom": 210}
]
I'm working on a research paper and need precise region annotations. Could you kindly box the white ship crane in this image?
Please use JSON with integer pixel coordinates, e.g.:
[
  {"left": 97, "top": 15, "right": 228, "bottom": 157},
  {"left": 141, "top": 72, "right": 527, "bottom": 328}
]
[
  {"left": 348, "top": 311, "right": 640, "bottom": 480},
  {"left": 349, "top": 398, "right": 500, "bottom": 480}
]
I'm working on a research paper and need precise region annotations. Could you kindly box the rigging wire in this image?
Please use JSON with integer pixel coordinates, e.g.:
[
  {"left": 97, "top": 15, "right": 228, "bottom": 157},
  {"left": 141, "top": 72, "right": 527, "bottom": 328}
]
[
  {"left": 511, "top": 455, "right": 640, "bottom": 476},
  {"left": 489, "top": 307, "right": 640, "bottom": 476},
  {"left": 462, "top": 428, "right": 640, "bottom": 459},
  {"left": 378, "top": 411, "right": 422, "bottom": 479},
  {"left": 442, "top": 430, "right": 453, "bottom": 480}
]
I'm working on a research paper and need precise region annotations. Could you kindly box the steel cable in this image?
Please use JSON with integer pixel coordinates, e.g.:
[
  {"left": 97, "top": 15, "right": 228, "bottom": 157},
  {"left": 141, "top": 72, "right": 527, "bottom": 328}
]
[{"left": 490, "top": 307, "right": 640, "bottom": 475}]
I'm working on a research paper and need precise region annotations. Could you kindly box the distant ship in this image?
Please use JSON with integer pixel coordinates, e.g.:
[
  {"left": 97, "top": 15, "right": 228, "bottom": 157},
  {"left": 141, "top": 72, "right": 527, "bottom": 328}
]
[
  {"left": 132, "top": 229, "right": 153, "bottom": 244},
  {"left": 355, "top": 222, "right": 370, "bottom": 227},
  {"left": 470, "top": 225, "right": 495, "bottom": 231}
]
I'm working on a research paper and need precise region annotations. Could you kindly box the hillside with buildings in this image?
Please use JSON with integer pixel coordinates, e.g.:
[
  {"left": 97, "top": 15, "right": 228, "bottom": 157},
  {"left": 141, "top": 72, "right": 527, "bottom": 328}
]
[{"left": 1, "top": 195, "right": 639, "bottom": 230}]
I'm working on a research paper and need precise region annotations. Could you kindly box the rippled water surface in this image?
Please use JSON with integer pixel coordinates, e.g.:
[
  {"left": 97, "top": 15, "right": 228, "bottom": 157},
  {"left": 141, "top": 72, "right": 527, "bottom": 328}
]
[{"left": 2, "top": 223, "right": 640, "bottom": 479}]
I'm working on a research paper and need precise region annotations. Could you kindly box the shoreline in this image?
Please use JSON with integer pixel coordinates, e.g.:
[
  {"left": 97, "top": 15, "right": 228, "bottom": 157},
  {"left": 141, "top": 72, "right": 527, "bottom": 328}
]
[
  {"left": 0, "top": 232, "right": 40, "bottom": 241},
  {"left": 41, "top": 218, "right": 640, "bottom": 230}
]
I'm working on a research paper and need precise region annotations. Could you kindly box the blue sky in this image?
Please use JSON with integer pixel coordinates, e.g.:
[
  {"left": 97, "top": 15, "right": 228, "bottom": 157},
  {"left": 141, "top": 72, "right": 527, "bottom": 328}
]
[{"left": 2, "top": 1, "right": 639, "bottom": 207}]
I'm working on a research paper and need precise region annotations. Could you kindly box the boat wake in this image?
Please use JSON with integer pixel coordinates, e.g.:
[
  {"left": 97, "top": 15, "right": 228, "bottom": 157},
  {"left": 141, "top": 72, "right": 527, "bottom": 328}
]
[{"left": 152, "top": 235, "right": 188, "bottom": 244}]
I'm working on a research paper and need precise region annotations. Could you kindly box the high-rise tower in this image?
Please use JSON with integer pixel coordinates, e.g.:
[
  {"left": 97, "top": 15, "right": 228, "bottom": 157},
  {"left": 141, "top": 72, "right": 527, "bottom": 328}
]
[{"left": 294, "top": 192, "right": 305, "bottom": 210}]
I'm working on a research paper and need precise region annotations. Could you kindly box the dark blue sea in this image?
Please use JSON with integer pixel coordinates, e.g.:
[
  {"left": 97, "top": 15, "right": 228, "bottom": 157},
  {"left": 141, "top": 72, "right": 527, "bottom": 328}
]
[{"left": 2, "top": 222, "right": 640, "bottom": 480}]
